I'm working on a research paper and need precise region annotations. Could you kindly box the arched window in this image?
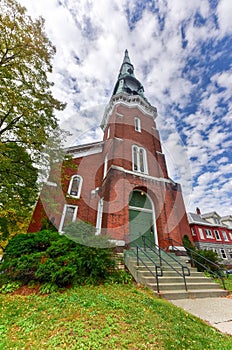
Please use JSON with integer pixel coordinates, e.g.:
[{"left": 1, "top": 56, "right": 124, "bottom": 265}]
[
  {"left": 132, "top": 146, "right": 148, "bottom": 174},
  {"left": 134, "top": 117, "right": 141, "bottom": 132},
  {"left": 68, "top": 175, "right": 83, "bottom": 198},
  {"left": 96, "top": 198, "right": 104, "bottom": 235},
  {"left": 103, "top": 154, "right": 108, "bottom": 179}
]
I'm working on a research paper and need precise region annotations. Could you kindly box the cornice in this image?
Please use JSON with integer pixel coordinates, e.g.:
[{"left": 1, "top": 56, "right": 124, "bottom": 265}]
[{"left": 101, "top": 93, "right": 157, "bottom": 131}]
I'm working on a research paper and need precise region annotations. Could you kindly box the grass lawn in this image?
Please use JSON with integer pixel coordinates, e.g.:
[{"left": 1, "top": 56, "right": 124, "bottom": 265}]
[{"left": 0, "top": 284, "right": 231, "bottom": 350}]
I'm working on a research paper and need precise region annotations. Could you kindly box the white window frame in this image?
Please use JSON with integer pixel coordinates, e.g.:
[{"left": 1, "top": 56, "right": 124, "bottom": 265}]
[
  {"left": 220, "top": 248, "right": 227, "bottom": 259},
  {"left": 132, "top": 145, "right": 148, "bottom": 174},
  {"left": 222, "top": 231, "right": 229, "bottom": 241},
  {"left": 59, "top": 204, "right": 78, "bottom": 233},
  {"left": 103, "top": 154, "right": 108, "bottom": 179},
  {"left": 214, "top": 229, "right": 221, "bottom": 241},
  {"left": 191, "top": 227, "right": 196, "bottom": 236},
  {"left": 205, "top": 229, "right": 213, "bottom": 239},
  {"left": 134, "top": 117, "right": 141, "bottom": 132},
  {"left": 229, "top": 232, "right": 232, "bottom": 240},
  {"left": 228, "top": 249, "right": 232, "bottom": 259},
  {"left": 96, "top": 198, "right": 104, "bottom": 235},
  {"left": 68, "top": 175, "right": 83, "bottom": 198},
  {"left": 198, "top": 228, "right": 205, "bottom": 240}
]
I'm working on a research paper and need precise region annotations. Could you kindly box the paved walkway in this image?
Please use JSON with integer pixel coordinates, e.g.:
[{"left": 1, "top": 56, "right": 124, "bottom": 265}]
[{"left": 170, "top": 297, "right": 232, "bottom": 336}]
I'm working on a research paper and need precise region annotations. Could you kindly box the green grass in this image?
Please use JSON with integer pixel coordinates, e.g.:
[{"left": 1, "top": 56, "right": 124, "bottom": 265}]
[
  {"left": 212, "top": 274, "right": 232, "bottom": 291},
  {"left": 0, "top": 284, "right": 231, "bottom": 350}
]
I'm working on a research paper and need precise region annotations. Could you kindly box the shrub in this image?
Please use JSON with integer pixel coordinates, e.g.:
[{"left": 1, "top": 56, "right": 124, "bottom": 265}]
[{"left": 0, "top": 226, "right": 126, "bottom": 291}]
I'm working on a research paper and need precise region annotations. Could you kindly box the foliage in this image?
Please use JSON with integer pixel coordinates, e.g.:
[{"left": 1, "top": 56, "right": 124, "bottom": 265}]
[
  {"left": 1, "top": 285, "right": 232, "bottom": 349},
  {"left": 0, "top": 229, "right": 125, "bottom": 289},
  {"left": 64, "top": 221, "right": 115, "bottom": 248},
  {"left": 0, "top": 281, "right": 21, "bottom": 294},
  {"left": 182, "top": 235, "right": 222, "bottom": 274},
  {"left": 0, "top": 0, "right": 66, "bottom": 242}
]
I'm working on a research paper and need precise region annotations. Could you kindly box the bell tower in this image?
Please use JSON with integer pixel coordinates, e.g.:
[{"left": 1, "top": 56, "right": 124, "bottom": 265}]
[{"left": 99, "top": 50, "right": 190, "bottom": 248}]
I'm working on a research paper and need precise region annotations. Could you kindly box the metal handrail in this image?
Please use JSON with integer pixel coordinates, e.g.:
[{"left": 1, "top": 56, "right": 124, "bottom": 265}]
[
  {"left": 141, "top": 236, "right": 190, "bottom": 291},
  {"left": 128, "top": 246, "right": 163, "bottom": 293},
  {"left": 166, "top": 237, "right": 226, "bottom": 290}
]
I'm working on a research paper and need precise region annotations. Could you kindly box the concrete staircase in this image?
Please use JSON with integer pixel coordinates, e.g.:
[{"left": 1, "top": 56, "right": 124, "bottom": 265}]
[{"left": 124, "top": 248, "right": 228, "bottom": 300}]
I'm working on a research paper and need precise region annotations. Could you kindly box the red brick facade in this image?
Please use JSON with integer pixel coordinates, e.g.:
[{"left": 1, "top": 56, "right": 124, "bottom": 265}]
[{"left": 28, "top": 53, "right": 191, "bottom": 249}]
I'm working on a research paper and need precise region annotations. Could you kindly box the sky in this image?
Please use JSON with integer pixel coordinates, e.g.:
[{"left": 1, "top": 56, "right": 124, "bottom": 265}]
[{"left": 18, "top": 0, "right": 232, "bottom": 216}]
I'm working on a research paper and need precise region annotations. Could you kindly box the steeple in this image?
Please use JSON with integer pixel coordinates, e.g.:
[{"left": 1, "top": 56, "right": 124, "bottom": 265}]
[{"left": 112, "top": 50, "right": 145, "bottom": 99}]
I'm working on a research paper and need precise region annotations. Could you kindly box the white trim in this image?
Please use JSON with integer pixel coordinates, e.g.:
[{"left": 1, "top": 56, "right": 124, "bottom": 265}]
[
  {"left": 67, "top": 175, "right": 83, "bottom": 198},
  {"left": 101, "top": 93, "right": 157, "bottom": 131},
  {"left": 96, "top": 198, "right": 104, "bottom": 235},
  {"left": 109, "top": 239, "right": 125, "bottom": 246},
  {"left": 59, "top": 204, "right": 78, "bottom": 233},
  {"left": 110, "top": 164, "right": 175, "bottom": 184},
  {"left": 45, "top": 181, "right": 57, "bottom": 187},
  {"left": 103, "top": 154, "right": 108, "bottom": 179},
  {"left": 107, "top": 127, "right": 110, "bottom": 139},
  {"left": 129, "top": 205, "right": 152, "bottom": 213}
]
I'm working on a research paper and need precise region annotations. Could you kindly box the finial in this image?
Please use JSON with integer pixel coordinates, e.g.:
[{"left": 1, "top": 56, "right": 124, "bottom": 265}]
[{"left": 123, "top": 49, "right": 131, "bottom": 64}]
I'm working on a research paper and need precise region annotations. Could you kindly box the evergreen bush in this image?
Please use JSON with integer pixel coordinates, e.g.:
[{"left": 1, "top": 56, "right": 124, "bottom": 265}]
[{"left": 0, "top": 225, "right": 130, "bottom": 291}]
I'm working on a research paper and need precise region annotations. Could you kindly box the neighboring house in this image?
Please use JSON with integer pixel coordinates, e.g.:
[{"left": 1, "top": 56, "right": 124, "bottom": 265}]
[
  {"left": 28, "top": 50, "right": 191, "bottom": 249},
  {"left": 188, "top": 209, "right": 232, "bottom": 266}
]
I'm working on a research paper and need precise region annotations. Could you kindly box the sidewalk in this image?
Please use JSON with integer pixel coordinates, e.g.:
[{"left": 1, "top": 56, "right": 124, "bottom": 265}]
[{"left": 170, "top": 296, "right": 232, "bottom": 336}]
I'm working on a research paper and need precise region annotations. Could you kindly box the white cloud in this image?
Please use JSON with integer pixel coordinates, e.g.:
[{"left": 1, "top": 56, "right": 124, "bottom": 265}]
[
  {"left": 217, "top": 0, "right": 232, "bottom": 35},
  {"left": 17, "top": 0, "right": 232, "bottom": 215}
]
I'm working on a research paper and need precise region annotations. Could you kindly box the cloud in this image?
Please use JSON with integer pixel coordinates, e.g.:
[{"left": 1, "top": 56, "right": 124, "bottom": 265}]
[{"left": 17, "top": 0, "right": 232, "bottom": 215}]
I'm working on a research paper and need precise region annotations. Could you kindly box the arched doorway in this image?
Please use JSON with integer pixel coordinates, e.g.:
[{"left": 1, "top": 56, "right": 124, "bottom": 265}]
[{"left": 129, "top": 190, "right": 157, "bottom": 246}]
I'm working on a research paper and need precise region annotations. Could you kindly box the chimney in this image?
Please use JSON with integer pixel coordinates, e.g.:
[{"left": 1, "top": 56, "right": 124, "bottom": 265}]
[{"left": 196, "top": 207, "right": 201, "bottom": 215}]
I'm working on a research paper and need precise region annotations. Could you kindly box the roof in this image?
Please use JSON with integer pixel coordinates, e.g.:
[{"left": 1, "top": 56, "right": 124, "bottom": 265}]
[
  {"left": 187, "top": 213, "right": 210, "bottom": 225},
  {"left": 201, "top": 211, "right": 220, "bottom": 219}
]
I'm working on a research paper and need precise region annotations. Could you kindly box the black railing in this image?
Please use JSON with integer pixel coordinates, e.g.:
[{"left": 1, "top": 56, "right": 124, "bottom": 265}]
[
  {"left": 141, "top": 236, "right": 190, "bottom": 291},
  {"left": 166, "top": 238, "right": 226, "bottom": 290},
  {"left": 133, "top": 245, "right": 163, "bottom": 293}
]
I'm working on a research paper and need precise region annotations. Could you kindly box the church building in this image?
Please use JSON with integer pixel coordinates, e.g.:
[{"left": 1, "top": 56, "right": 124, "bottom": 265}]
[{"left": 28, "top": 50, "right": 191, "bottom": 249}]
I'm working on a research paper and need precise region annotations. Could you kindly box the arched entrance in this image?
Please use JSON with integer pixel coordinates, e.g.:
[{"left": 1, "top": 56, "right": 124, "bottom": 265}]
[{"left": 129, "top": 190, "right": 157, "bottom": 246}]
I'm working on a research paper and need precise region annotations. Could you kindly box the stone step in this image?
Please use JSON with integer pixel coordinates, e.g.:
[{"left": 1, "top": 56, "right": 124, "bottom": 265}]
[
  {"left": 124, "top": 252, "right": 228, "bottom": 300},
  {"left": 139, "top": 273, "right": 214, "bottom": 284},
  {"left": 155, "top": 289, "right": 229, "bottom": 300},
  {"left": 146, "top": 281, "right": 221, "bottom": 291}
]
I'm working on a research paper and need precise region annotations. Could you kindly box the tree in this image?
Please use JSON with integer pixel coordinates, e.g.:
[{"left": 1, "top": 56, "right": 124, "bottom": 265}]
[{"left": 0, "top": 0, "right": 66, "bottom": 246}]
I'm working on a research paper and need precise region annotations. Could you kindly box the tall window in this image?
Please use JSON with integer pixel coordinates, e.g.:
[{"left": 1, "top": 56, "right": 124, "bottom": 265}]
[
  {"left": 220, "top": 249, "right": 227, "bottom": 259},
  {"left": 96, "top": 198, "right": 104, "bottom": 235},
  {"left": 198, "top": 228, "right": 205, "bottom": 240},
  {"left": 132, "top": 145, "right": 148, "bottom": 174},
  {"left": 134, "top": 117, "right": 141, "bottom": 132},
  {"left": 222, "top": 231, "right": 229, "bottom": 241},
  {"left": 214, "top": 230, "right": 221, "bottom": 240},
  {"left": 68, "top": 175, "right": 83, "bottom": 198},
  {"left": 59, "top": 205, "right": 78, "bottom": 232},
  {"left": 205, "top": 229, "right": 213, "bottom": 238}
]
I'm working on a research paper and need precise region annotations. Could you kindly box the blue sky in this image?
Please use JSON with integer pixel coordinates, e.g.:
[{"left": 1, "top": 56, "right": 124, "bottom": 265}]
[{"left": 19, "top": 0, "right": 232, "bottom": 215}]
